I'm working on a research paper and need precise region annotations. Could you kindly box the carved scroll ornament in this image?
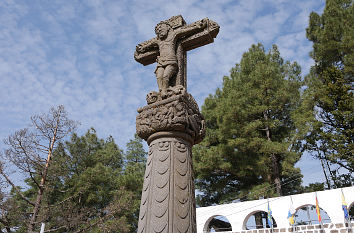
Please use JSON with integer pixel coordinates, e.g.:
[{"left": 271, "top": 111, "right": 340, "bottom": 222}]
[{"left": 136, "top": 85, "right": 205, "bottom": 145}]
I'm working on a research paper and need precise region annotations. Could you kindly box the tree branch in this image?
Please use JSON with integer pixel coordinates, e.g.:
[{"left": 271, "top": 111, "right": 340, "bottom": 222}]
[
  {"left": 0, "top": 217, "right": 11, "bottom": 233},
  {"left": 44, "top": 225, "right": 68, "bottom": 232},
  {"left": 44, "top": 191, "right": 82, "bottom": 208},
  {"left": 0, "top": 171, "right": 35, "bottom": 206}
]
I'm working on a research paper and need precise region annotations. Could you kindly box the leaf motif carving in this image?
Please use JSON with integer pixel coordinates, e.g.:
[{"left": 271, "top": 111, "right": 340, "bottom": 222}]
[
  {"left": 173, "top": 138, "right": 193, "bottom": 233},
  {"left": 152, "top": 200, "right": 168, "bottom": 218},
  {"left": 152, "top": 199, "right": 168, "bottom": 233},
  {"left": 176, "top": 219, "right": 190, "bottom": 233},
  {"left": 153, "top": 218, "right": 168, "bottom": 233},
  {"left": 176, "top": 198, "right": 190, "bottom": 232},
  {"left": 158, "top": 149, "right": 170, "bottom": 162},
  {"left": 155, "top": 186, "right": 169, "bottom": 203},
  {"left": 176, "top": 199, "right": 189, "bottom": 219},
  {"left": 138, "top": 137, "right": 196, "bottom": 233},
  {"left": 176, "top": 160, "right": 188, "bottom": 177},
  {"left": 155, "top": 172, "right": 169, "bottom": 189},
  {"left": 175, "top": 185, "right": 189, "bottom": 204}
]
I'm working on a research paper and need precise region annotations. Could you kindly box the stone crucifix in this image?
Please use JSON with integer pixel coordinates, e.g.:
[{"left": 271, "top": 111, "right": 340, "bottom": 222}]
[
  {"left": 134, "top": 15, "right": 219, "bottom": 98},
  {"left": 135, "top": 15, "right": 219, "bottom": 233}
]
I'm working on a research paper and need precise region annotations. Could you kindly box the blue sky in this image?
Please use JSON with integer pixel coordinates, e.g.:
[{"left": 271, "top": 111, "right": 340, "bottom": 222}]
[{"left": 0, "top": 0, "right": 326, "bottom": 185}]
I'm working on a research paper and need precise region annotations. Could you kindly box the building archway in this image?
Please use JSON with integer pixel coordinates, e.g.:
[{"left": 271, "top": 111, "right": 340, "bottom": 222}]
[
  {"left": 294, "top": 204, "right": 331, "bottom": 225},
  {"left": 203, "top": 215, "right": 232, "bottom": 232},
  {"left": 348, "top": 201, "right": 354, "bottom": 221},
  {"left": 243, "top": 210, "right": 277, "bottom": 230}
]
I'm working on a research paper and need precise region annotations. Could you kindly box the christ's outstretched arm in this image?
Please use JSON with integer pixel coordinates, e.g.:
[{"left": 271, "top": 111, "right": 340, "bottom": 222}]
[{"left": 174, "top": 18, "right": 207, "bottom": 40}]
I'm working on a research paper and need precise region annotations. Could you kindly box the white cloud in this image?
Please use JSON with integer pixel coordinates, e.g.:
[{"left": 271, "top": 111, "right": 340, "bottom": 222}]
[{"left": 0, "top": 0, "right": 325, "bottom": 185}]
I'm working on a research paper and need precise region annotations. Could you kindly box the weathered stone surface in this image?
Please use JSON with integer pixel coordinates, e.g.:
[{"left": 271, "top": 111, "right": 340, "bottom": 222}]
[
  {"left": 135, "top": 15, "right": 218, "bottom": 233},
  {"left": 137, "top": 135, "right": 196, "bottom": 233},
  {"left": 134, "top": 15, "right": 219, "bottom": 95},
  {"left": 134, "top": 15, "right": 219, "bottom": 82},
  {"left": 136, "top": 85, "right": 205, "bottom": 145}
]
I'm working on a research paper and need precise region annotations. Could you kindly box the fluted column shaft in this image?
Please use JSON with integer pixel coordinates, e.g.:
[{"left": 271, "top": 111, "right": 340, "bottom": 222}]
[
  {"left": 138, "top": 133, "right": 196, "bottom": 233},
  {"left": 136, "top": 86, "right": 205, "bottom": 233}
]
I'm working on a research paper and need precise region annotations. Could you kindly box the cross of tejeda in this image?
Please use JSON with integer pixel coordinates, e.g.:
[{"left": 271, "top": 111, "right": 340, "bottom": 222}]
[{"left": 134, "top": 15, "right": 219, "bottom": 97}]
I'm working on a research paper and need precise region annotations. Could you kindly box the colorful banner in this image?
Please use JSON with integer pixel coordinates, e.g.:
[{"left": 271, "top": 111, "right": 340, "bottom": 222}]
[
  {"left": 341, "top": 191, "right": 349, "bottom": 220},
  {"left": 287, "top": 201, "right": 296, "bottom": 225},
  {"left": 267, "top": 201, "right": 273, "bottom": 228},
  {"left": 315, "top": 193, "right": 322, "bottom": 223}
]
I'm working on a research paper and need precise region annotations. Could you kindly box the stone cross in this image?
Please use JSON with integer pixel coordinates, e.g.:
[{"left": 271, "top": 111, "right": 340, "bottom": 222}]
[
  {"left": 134, "top": 15, "right": 219, "bottom": 96},
  {"left": 135, "top": 15, "right": 219, "bottom": 233}
]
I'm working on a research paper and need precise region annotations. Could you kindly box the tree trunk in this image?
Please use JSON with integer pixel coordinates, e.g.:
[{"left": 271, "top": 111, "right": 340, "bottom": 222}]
[
  {"left": 271, "top": 154, "right": 282, "bottom": 196},
  {"left": 263, "top": 111, "right": 282, "bottom": 196},
  {"left": 319, "top": 154, "right": 331, "bottom": 189},
  {"left": 28, "top": 126, "right": 58, "bottom": 233}
]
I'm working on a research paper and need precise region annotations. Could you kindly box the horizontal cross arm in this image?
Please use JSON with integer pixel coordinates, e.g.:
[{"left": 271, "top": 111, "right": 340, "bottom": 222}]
[
  {"left": 134, "top": 18, "right": 219, "bottom": 66},
  {"left": 134, "top": 38, "right": 159, "bottom": 66},
  {"left": 181, "top": 18, "right": 219, "bottom": 52}
]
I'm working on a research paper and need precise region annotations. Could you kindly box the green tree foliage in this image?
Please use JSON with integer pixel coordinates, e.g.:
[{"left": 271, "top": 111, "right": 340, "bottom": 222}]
[
  {"left": 301, "top": 182, "right": 325, "bottom": 193},
  {"left": 120, "top": 134, "right": 147, "bottom": 232},
  {"left": 0, "top": 182, "right": 28, "bottom": 233},
  {"left": 193, "top": 44, "right": 303, "bottom": 206},
  {"left": 0, "top": 106, "right": 77, "bottom": 233},
  {"left": 43, "top": 128, "right": 135, "bottom": 232},
  {"left": 300, "top": 0, "right": 353, "bottom": 180},
  {"left": 0, "top": 126, "right": 147, "bottom": 232}
]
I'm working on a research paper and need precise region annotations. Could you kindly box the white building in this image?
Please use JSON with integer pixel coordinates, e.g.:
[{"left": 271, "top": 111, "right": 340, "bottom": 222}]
[{"left": 197, "top": 186, "right": 354, "bottom": 233}]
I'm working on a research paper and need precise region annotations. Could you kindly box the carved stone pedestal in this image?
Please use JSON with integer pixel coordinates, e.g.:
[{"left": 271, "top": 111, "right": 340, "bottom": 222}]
[{"left": 136, "top": 86, "right": 205, "bottom": 233}]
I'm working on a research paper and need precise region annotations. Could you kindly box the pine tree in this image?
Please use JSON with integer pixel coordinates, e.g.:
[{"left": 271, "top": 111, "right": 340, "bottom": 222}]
[
  {"left": 301, "top": 0, "right": 353, "bottom": 180},
  {"left": 193, "top": 44, "right": 303, "bottom": 206},
  {"left": 44, "top": 128, "right": 134, "bottom": 232},
  {"left": 1, "top": 127, "right": 136, "bottom": 232},
  {"left": 0, "top": 182, "right": 29, "bottom": 233},
  {"left": 0, "top": 106, "right": 76, "bottom": 232},
  {"left": 121, "top": 134, "right": 147, "bottom": 232}
]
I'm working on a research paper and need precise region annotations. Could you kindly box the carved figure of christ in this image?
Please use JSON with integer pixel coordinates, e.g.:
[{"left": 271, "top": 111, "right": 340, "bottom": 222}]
[
  {"left": 134, "top": 15, "right": 219, "bottom": 97},
  {"left": 136, "top": 19, "right": 206, "bottom": 97}
]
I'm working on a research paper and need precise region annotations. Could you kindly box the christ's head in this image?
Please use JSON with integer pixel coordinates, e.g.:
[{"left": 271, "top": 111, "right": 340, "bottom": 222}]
[{"left": 155, "top": 22, "right": 170, "bottom": 39}]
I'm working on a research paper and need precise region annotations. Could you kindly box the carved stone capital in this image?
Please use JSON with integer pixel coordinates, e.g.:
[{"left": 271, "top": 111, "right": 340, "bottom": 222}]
[{"left": 136, "top": 85, "right": 205, "bottom": 145}]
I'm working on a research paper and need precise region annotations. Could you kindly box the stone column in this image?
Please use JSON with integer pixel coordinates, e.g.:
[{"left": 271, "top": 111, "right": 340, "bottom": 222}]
[{"left": 136, "top": 86, "right": 205, "bottom": 233}]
